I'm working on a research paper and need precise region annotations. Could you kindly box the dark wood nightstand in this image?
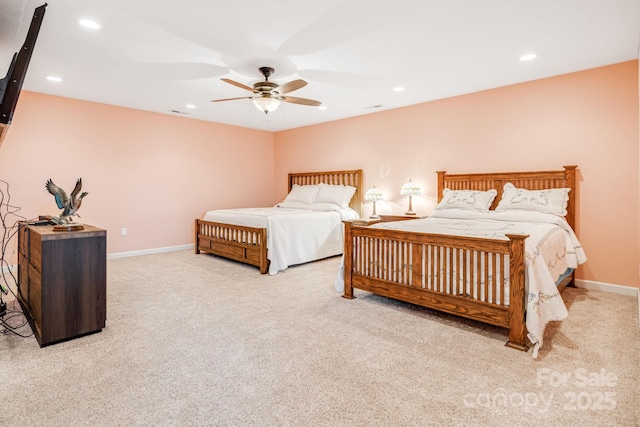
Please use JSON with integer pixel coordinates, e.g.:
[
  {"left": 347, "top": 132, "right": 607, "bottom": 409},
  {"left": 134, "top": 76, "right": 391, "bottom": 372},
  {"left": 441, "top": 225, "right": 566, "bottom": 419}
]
[
  {"left": 379, "top": 214, "right": 426, "bottom": 222},
  {"left": 17, "top": 223, "right": 107, "bottom": 347}
]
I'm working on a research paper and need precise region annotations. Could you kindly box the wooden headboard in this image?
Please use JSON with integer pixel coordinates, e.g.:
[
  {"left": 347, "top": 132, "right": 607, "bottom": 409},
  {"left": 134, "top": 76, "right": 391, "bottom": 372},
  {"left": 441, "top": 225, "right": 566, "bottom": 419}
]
[
  {"left": 436, "top": 165, "right": 577, "bottom": 230},
  {"left": 288, "top": 169, "right": 364, "bottom": 217}
]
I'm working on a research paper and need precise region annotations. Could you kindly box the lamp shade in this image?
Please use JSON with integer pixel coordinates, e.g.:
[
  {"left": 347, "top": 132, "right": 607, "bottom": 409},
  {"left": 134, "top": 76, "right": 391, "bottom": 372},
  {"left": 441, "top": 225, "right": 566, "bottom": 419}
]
[
  {"left": 365, "top": 186, "right": 383, "bottom": 201},
  {"left": 400, "top": 179, "right": 421, "bottom": 196},
  {"left": 253, "top": 96, "right": 281, "bottom": 114}
]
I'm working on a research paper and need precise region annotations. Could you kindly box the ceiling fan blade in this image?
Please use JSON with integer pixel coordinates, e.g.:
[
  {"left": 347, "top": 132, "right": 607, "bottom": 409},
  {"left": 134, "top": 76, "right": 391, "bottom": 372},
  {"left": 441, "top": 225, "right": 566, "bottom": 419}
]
[
  {"left": 221, "top": 78, "right": 255, "bottom": 92},
  {"left": 277, "top": 79, "right": 307, "bottom": 94},
  {"left": 211, "top": 96, "right": 253, "bottom": 102},
  {"left": 281, "top": 96, "right": 322, "bottom": 107}
]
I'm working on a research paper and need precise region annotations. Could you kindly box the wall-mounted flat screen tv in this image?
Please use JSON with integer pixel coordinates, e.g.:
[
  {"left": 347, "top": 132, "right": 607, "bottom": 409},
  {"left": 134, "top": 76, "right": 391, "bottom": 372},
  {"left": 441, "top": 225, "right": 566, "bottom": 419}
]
[{"left": 0, "top": 3, "right": 47, "bottom": 145}]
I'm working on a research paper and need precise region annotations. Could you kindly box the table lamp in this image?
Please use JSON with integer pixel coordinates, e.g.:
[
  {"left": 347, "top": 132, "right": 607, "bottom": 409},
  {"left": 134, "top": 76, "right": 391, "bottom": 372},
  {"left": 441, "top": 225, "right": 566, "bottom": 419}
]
[{"left": 400, "top": 179, "right": 421, "bottom": 215}]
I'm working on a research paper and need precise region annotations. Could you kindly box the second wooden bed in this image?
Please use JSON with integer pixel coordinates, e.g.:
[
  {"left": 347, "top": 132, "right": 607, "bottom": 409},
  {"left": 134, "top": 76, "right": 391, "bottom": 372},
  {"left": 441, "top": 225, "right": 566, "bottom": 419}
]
[
  {"left": 342, "top": 166, "right": 578, "bottom": 352},
  {"left": 196, "top": 169, "right": 363, "bottom": 274}
]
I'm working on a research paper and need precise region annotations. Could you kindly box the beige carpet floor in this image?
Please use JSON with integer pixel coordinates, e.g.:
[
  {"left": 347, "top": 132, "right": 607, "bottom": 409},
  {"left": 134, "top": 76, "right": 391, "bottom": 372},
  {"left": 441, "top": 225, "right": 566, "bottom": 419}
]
[{"left": 0, "top": 250, "right": 638, "bottom": 426}]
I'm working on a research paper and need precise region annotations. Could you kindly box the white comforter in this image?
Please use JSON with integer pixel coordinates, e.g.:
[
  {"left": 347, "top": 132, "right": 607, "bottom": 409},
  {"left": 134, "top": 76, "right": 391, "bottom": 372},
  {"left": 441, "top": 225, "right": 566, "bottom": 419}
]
[
  {"left": 335, "top": 209, "right": 587, "bottom": 357},
  {"left": 203, "top": 201, "right": 359, "bottom": 275}
]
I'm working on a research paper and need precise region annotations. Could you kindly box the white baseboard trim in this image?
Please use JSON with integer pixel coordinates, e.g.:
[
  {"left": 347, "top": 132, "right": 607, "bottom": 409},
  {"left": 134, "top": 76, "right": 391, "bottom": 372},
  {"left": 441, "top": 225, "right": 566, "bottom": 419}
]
[
  {"left": 571, "top": 280, "right": 640, "bottom": 327},
  {"left": 573, "top": 279, "right": 639, "bottom": 296},
  {"left": 107, "top": 244, "right": 194, "bottom": 260}
]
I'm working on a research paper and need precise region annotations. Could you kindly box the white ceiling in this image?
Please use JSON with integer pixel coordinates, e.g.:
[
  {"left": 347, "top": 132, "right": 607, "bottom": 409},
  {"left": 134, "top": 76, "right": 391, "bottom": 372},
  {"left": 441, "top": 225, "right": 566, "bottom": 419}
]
[{"left": 1, "top": 0, "right": 639, "bottom": 132}]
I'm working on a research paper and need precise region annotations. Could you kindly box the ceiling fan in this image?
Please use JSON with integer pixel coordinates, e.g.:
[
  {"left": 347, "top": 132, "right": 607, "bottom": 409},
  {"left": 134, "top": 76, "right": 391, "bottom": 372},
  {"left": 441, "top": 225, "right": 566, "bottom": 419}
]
[{"left": 212, "top": 67, "right": 322, "bottom": 114}]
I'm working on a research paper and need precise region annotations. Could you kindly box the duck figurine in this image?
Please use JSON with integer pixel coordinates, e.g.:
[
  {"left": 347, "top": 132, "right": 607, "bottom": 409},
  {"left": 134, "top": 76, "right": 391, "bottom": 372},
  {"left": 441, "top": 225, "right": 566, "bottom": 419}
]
[{"left": 45, "top": 178, "right": 89, "bottom": 225}]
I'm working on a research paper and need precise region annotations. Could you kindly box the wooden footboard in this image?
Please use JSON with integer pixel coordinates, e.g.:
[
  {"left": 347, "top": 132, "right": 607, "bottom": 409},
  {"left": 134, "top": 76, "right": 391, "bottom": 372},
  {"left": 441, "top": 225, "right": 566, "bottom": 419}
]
[
  {"left": 342, "top": 221, "right": 529, "bottom": 351},
  {"left": 195, "top": 219, "right": 269, "bottom": 274}
]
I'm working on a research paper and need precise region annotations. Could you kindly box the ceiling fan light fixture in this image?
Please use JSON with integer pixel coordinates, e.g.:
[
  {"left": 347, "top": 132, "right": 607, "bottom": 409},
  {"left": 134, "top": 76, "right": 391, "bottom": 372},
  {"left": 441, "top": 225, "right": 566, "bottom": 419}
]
[
  {"left": 214, "top": 67, "right": 321, "bottom": 113},
  {"left": 253, "top": 96, "right": 281, "bottom": 114}
]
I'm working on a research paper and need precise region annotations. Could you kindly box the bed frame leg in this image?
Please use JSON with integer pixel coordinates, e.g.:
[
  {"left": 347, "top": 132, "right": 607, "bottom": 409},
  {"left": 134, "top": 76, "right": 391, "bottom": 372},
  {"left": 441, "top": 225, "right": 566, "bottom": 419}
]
[
  {"left": 505, "top": 234, "right": 529, "bottom": 352},
  {"left": 194, "top": 219, "right": 201, "bottom": 254},
  {"left": 342, "top": 289, "right": 355, "bottom": 300},
  {"left": 258, "top": 229, "right": 268, "bottom": 274},
  {"left": 342, "top": 220, "right": 355, "bottom": 300},
  {"left": 505, "top": 338, "right": 528, "bottom": 352},
  {"left": 505, "top": 305, "right": 529, "bottom": 351}
]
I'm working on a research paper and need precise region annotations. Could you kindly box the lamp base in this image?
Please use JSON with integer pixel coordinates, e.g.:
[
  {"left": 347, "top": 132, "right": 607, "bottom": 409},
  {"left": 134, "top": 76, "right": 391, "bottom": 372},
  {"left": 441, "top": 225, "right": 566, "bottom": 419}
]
[
  {"left": 404, "top": 195, "right": 417, "bottom": 216},
  {"left": 370, "top": 201, "right": 380, "bottom": 219}
]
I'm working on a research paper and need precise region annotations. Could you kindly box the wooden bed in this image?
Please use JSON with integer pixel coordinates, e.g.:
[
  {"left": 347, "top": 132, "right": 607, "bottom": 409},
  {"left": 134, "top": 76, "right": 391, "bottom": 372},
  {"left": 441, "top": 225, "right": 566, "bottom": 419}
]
[
  {"left": 342, "top": 166, "right": 577, "bottom": 351},
  {"left": 195, "top": 169, "right": 363, "bottom": 274}
]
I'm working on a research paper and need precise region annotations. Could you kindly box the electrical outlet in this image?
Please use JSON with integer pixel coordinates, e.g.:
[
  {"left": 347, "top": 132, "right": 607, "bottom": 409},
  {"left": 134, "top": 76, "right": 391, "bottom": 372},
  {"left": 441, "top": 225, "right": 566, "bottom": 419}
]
[{"left": 121, "top": 227, "right": 128, "bottom": 236}]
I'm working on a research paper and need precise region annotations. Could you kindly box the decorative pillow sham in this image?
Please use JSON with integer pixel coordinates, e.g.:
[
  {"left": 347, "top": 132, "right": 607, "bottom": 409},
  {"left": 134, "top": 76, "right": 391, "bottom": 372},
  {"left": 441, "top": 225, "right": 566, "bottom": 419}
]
[
  {"left": 495, "top": 183, "right": 570, "bottom": 216},
  {"left": 314, "top": 183, "right": 357, "bottom": 208},
  {"left": 434, "top": 188, "right": 498, "bottom": 211},
  {"left": 283, "top": 184, "right": 320, "bottom": 204}
]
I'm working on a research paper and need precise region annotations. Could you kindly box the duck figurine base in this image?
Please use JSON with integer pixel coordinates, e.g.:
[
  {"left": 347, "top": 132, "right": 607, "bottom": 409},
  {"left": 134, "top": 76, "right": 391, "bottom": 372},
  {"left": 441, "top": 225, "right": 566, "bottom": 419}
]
[{"left": 53, "top": 223, "right": 84, "bottom": 232}]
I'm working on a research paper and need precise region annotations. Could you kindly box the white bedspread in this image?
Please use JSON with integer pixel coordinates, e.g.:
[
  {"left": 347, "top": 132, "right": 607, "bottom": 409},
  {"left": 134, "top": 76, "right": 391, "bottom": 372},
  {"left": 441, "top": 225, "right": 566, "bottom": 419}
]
[
  {"left": 203, "top": 201, "right": 358, "bottom": 275},
  {"left": 335, "top": 209, "right": 586, "bottom": 357}
]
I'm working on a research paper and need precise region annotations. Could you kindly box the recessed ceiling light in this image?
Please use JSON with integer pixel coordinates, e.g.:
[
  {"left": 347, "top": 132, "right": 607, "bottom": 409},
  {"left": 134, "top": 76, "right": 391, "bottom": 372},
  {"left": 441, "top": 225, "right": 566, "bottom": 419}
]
[
  {"left": 519, "top": 53, "right": 537, "bottom": 61},
  {"left": 393, "top": 87, "right": 405, "bottom": 92},
  {"left": 318, "top": 106, "right": 327, "bottom": 110},
  {"left": 78, "top": 19, "right": 101, "bottom": 30},
  {"left": 46, "top": 76, "right": 63, "bottom": 82},
  {"left": 185, "top": 104, "right": 196, "bottom": 109}
]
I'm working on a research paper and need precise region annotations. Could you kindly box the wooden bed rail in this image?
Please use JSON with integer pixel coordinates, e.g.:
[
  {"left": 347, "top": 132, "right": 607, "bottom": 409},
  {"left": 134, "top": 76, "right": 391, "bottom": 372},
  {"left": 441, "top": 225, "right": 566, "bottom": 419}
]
[{"left": 342, "top": 221, "right": 529, "bottom": 350}]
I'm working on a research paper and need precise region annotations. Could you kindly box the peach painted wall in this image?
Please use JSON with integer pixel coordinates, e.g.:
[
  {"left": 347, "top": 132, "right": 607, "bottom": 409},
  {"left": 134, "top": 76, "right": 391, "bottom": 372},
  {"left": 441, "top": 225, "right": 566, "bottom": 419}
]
[
  {"left": 274, "top": 61, "right": 640, "bottom": 289},
  {"left": 0, "top": 91, "right": 275, "bottom": 254}
]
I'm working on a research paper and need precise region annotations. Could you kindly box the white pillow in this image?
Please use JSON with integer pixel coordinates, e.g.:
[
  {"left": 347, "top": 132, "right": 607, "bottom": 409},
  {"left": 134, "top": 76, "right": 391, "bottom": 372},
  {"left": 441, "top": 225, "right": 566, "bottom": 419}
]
[
  {"left": 283, "top": 184, "right": 320, "bottom": 204},
  {"left": 314, "top": 183, "right": 357, "bottom": 208},
  {"left": 435, "top": 188, "right": 498, "bottom": 211},
  {"left": 495, "top": 183, "right": 570, "bottom": 216}
]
